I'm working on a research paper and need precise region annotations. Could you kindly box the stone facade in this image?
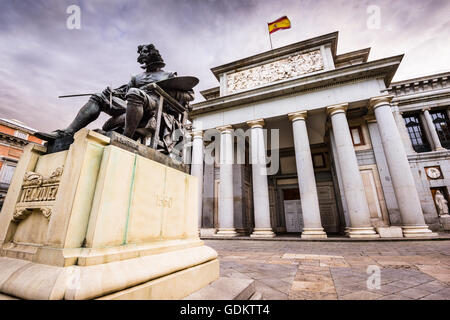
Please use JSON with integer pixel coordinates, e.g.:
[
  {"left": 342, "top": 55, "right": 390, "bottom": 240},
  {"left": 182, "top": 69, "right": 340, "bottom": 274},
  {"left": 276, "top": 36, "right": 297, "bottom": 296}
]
[{"left": 191, "top": 31, "right": 448, "bottom": 237}]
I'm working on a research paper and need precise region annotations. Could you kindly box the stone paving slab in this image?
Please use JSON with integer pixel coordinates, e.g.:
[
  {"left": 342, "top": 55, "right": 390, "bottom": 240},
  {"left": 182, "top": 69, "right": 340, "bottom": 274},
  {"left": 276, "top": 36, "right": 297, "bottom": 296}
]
[{"left": 205, "top": 239, "right": 450, "bottom": 300}]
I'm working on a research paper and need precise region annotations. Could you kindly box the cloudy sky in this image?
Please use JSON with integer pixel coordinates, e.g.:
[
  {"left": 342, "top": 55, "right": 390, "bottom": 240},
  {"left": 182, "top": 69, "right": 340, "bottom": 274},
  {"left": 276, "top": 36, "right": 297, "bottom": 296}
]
[{"left": 0, "top": 0, "right": 449, "bottom": 132}]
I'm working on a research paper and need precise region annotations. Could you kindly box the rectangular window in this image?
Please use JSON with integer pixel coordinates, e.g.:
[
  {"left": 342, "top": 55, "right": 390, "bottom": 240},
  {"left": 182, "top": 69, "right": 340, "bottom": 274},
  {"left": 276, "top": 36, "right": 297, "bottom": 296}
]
[
  {"left": 430, "top": 110, "right": 450, "bottom": 149},
  {"left": 14, "top": 130, "right": 28, "bottom": 140},
  {"left": 403, "top": 114, "right": 431, "bottom": 153},
  {"left": 0, "top": 164, "right": 16, "bottom": 184},
  {"left": 312, "top": 153, "right": 326, "bottom": 168},
  {"left": 349, "top": 126, "right": 364, "bottom": 146}
]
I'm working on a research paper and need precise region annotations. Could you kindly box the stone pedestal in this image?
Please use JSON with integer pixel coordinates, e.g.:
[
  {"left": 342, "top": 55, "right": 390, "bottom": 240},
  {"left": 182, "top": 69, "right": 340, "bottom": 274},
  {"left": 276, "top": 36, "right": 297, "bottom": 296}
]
[
  {"left": 376, "top": 226, "right": 404, "bottom": 238},
  {"left": 440, "top": 216, "right": 450, "bottom": 231},
  {"left": 0, "top": 129, "right": 219, "bottom": 300}
]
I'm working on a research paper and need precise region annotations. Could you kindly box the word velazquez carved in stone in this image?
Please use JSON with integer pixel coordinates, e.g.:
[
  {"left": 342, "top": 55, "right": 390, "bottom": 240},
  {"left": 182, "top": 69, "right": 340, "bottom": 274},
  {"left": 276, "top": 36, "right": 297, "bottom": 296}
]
[{"left": 19, "top": 167, "right": 64, "bottom": 203}]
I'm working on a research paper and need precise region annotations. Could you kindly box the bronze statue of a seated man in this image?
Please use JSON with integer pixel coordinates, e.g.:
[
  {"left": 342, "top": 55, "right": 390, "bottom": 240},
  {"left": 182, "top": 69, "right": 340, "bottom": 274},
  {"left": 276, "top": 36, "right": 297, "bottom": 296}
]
[{"left": 36, "top": 44, "right": 196, "bottom": 154}]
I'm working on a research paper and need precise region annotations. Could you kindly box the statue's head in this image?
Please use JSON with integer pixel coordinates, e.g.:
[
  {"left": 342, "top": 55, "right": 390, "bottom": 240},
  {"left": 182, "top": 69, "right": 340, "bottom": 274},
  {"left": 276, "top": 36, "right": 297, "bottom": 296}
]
[{"left": 137, "top": 44, "right": 165, "bottom": 71}]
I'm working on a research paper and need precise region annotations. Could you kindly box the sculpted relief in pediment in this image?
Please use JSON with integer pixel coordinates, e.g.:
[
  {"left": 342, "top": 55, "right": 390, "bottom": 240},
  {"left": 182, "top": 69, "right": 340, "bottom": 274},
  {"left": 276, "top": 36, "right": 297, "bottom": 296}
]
[{"left": 226, "top": 50, "right": 324, "bottom": 94}]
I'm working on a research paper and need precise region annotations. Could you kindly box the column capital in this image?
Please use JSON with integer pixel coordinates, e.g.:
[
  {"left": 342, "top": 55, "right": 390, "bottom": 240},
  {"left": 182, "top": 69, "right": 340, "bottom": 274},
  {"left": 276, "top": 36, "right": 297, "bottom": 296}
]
[
  {"left": 247, "top": 119, "right": 265, "bottom": 128},
  {"left": 288, "top": 111, "right": 307, "bottom": 122},
  {"left": 421, "top": 106, "right": 431, "bottom": 112},
  {"left": 369, "top": 95, "right": 394, "bottom": 110},
  {"left": 216, "top": 125, "right": 233, "bottom": 133},
  {"left": 190, "top": 130, "right": 203, "bottom": 139},
  {"left": 326, "top": 103, "right": 348, "bottom": 116}
]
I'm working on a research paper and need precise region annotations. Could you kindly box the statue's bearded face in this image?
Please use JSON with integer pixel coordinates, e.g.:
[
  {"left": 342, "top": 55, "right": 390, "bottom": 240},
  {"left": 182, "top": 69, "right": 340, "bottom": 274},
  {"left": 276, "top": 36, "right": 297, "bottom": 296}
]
[{"left": 137, "top": 44, "right": 164, "bottom": 70}]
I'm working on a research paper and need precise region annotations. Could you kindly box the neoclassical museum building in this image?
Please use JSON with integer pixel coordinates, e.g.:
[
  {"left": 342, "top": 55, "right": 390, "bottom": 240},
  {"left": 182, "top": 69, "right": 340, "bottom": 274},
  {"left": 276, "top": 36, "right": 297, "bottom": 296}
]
[{"left": 189, "top": 31, "right": 450, "bottom": 239}]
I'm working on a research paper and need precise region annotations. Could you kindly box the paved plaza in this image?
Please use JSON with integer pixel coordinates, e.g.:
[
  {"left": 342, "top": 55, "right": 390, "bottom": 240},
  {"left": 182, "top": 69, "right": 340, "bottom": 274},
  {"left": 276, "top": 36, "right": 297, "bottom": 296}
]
[{"left": 205, "top": 239, "right": 450, "bottom": 300}]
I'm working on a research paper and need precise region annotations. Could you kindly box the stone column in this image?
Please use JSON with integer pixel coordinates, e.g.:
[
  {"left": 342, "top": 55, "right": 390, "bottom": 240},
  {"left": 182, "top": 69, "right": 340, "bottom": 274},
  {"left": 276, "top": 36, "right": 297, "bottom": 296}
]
[
  {"left": 215, "top": 125, "right": 237, "bottom": 237},
  {"left": 327, "top": 104, "right": 378, "bottom": 238},
  {"left": 190, "top": 131, "right": 204, "bottom": 230},
  {"left": 288, "top": 111, "right": 327, "bottom": 239},
  {"left": 422, "top": 107, "right": 445, "bottom": 151},
  {"left": 247, "top": 119, "right": 275, "bottom": 238},
  {"left": 391, "top": 103, "right": 415, "bottom": 154},
  {"left": 370, "top": 96, "right": 435, "bottom": 237}
]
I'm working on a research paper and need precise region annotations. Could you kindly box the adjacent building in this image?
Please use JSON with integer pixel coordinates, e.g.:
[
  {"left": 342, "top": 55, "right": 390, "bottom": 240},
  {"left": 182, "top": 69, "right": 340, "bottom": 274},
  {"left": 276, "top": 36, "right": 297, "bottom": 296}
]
[
  {"left": 0, "top": 119, "right": 43, "bottom": 209},
  {"left": 190, "top": 31, "right": 450, "bottom": 238}
]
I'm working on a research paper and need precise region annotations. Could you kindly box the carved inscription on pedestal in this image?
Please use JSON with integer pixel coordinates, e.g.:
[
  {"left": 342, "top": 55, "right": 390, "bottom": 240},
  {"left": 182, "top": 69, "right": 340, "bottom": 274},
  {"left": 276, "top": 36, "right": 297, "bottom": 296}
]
[
  {"left": 226, "top": 50, "right": 324, "bottom": 94},
  {"left": 12, "top": 167, "right": 64, "bottom": 222}
]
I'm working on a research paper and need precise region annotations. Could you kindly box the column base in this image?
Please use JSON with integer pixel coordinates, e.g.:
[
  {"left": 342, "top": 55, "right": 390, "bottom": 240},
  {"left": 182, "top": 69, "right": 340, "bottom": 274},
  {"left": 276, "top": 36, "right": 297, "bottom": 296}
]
[
  {"left": 301, "top": 228, "right": 327, "bottom": 239},
  {"left": 250, "top": 228, "right": 275, "bottom": 238},
  {"left": 348, "top": 227, "right": 380, "bottom": 238},
  {"left": 214, "top": 228, "right": 238, "bottom": 237},
  {"left": 402, "top": 225, "right": 438, "bottom": 238},
  {"left": 344, "top": 227, "right": 351, "bottom": 236},
  {"left": 200, "top": 228, "right": 217, "bottom": 237}
]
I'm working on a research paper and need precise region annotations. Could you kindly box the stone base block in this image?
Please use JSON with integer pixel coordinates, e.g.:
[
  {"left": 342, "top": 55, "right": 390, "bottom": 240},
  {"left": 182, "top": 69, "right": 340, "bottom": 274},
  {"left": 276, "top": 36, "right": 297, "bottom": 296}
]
[
  {"left": 184, "top": 277, "right": 255, "bottom": 300},
  {"left": 250, "top": 228, "right": 275, "bottom": 238},
  {"left": 0, "top": 129, "right": 219, "bottom": 300},
  {"left": 215, "top": 228, "right": 238, "bottom": 237},
  {"left": 0, "top": 245, "right": 218, "bottom": 300},
  {"left": 301, "top": 228, "right": 327, "bottom": 239},
  {"left": 348, "top": 227, "right": 380, "bottom": 238},
  {"left": 200, "top": 228, "right": 217, "bottom": 237},
  {"left": 99, "top": 259, "right": 219, "bottom": 300},
  {"left": 402, "top": 226, "right": 438, "bottom": 238},
  {"left": 376, "top": 226, "right": 403, "bottom": 238},
  {"left": 440, "top": 216, "right": 450, "bottom": 231}
]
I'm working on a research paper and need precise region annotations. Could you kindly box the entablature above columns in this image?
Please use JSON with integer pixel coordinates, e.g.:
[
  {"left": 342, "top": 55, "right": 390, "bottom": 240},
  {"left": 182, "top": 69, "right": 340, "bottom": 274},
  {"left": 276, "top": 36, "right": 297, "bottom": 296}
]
[{"left": 191, "top": 55, "right": 403, "bottom": 121}]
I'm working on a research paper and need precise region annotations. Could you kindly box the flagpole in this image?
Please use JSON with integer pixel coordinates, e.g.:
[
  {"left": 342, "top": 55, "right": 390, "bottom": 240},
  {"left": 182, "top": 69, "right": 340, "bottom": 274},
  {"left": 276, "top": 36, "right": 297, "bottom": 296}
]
[{"left": 267, "top": 24, "right": 273, "bottom": 50}]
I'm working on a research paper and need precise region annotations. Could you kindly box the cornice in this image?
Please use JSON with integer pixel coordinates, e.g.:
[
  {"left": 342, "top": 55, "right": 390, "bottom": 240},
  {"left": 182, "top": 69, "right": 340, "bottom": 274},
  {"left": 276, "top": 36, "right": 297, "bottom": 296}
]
[
  {"left": 192, "top": 54, "right": 403, "bottom": 117},
  {"left": 210, "top": 32, "right": 339, "bottom": 80}
]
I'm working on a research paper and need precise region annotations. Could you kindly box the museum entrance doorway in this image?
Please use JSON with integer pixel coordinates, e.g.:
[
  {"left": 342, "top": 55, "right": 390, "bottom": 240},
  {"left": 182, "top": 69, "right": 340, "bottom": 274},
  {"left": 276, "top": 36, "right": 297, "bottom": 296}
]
[
  {"left": 282, "top": 188, "right": 303, "bottom": 233},
  {"left": 279, "top": 182, "right": 340, "bottom": 234}
]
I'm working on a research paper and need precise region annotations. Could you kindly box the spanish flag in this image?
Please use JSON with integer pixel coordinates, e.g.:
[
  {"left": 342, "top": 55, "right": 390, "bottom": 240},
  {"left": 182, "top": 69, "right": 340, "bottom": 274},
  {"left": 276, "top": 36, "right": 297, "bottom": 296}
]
[{"left": 268, "top": 16, "right": 291, "bottom": 34}]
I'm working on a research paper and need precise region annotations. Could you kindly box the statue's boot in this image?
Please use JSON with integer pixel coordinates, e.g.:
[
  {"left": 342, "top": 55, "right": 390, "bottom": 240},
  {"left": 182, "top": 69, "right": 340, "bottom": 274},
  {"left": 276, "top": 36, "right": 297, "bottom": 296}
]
[
  {"left": 35, "top": 98, "right": 102, "bottom": 141},
  {"left": 123, "top": 94, "right": 144, "bottom": 138}
]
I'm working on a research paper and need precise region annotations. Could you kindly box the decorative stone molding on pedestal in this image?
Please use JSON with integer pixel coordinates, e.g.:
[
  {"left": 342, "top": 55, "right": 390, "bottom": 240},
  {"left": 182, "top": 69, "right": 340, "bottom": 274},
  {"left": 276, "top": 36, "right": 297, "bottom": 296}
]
[
  {"left": 327, "top": 104, "right": 379, "bottom": 238},
  {"left": 370, "top": 95, "right": 437, "bottom": 238},
  {"left": 0, "top": 129, "right": 219, "bottom": 300},
  {"left": 247, "top": 119, "right": 275, "bottom": 238},
  {"left": 190, "top": 130, "right": 204, "bottom": 230},
  {"left": 288, "top": 111, "right": 327, "bottom": 239},
  {"left": 215, "top": 125, "right": 238, "bottom": 237}
]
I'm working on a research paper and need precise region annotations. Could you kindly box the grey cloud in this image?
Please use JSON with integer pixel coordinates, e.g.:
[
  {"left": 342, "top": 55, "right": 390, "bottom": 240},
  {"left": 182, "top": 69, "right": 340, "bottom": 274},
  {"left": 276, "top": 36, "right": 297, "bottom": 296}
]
[{"left": 0, "top": 0, "right": 449, "bottom": 131}]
